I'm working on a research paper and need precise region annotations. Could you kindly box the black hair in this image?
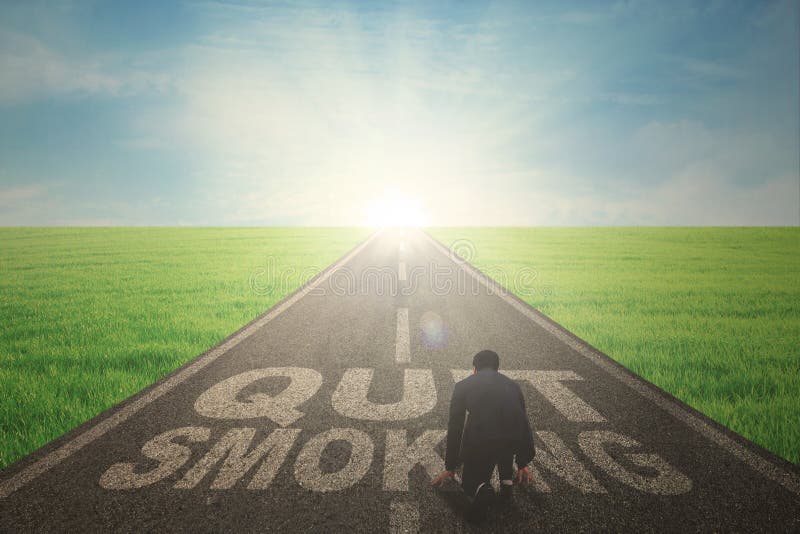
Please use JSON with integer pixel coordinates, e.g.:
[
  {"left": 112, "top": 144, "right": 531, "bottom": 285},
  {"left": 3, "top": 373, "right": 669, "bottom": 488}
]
[{"left": 472, "top": 350, "right": 500, "bottom": 371}]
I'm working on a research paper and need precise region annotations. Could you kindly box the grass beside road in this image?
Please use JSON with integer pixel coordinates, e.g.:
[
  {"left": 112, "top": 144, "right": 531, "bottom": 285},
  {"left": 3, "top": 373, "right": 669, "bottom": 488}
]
[
  {"left": 428, "top": 227, "right": 800, "bottom": 464},
  {"left": 0, "top": 227, "right": 370, "bottom": 470}
]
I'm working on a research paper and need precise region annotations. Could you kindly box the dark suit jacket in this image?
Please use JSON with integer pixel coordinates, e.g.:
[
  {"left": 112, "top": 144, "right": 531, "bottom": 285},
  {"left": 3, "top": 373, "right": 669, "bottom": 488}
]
[{"left": 445, "top": 369, "right": 535, "bottom": 471}]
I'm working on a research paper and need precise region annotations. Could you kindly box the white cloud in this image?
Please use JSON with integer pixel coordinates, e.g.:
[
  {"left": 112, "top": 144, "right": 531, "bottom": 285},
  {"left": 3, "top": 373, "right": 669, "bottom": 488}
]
[
  {"left": 57, "top": 217, "right": 119, "bottom": 226},
  {"left": 611, "top": 171, "right": 799, "bottom": 226},
  {"left": 420, "top": 170, "right": 799, "bottom": 226},
  {"left": 0, "top": 183, "right": 61, "bottom": 225},
  {"left": 0, "top": 30, "right": 170, "bottom": 102},
  {"left": 631, "top": 119, "right": 796, "bottom": 188},
  {"left": 0, "top": 184, "right": 45, "bottom": 204}
]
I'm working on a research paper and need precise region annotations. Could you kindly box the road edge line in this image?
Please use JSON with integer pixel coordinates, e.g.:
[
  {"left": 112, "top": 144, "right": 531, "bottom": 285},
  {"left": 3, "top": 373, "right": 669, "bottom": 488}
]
[
  {"left": 0, "top": 230, "right": 381, "bottom": 499},
  {"left": 421, "top": 229, "right": 800, "bottom": 496}
]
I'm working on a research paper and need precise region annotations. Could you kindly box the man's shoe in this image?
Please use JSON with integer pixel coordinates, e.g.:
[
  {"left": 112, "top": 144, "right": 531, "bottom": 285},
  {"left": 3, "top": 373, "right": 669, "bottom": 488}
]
[
  {"left": 499, "top": 483, "right": 513, "bottom": 501},
  {"left": 466, "top": 483, "right": 495, "bottom": 523}
]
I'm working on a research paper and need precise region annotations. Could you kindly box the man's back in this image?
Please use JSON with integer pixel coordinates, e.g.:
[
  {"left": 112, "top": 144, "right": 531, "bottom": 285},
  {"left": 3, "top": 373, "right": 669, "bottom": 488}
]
[{"left": 445, "top": 368, "right": 535, "bottom": 469}]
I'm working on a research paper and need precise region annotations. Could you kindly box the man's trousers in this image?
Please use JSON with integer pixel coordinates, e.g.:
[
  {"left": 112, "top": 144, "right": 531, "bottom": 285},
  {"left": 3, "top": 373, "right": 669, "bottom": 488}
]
[{"left": 460, "top": 450, "right": 514, "bottom": 498}]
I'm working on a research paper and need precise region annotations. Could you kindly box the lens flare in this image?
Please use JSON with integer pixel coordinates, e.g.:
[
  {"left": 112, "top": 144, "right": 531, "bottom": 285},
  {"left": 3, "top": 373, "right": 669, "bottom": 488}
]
[{"left": 420, "top": 311, "right": 449, "bottom": 349}]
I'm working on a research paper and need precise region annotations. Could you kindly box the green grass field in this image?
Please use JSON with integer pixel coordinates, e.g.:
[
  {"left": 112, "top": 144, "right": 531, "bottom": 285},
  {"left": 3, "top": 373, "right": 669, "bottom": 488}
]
[
  {"left": 0, "top": 227, "right": 370, "bottom": 470},
  {"left": 429, "top": 227, "right": 800, "bottom": 464}
]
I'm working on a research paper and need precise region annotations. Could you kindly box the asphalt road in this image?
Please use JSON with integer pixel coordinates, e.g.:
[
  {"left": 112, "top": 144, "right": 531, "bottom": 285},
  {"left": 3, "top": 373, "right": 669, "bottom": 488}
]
[{"left": 1, "top": 228, "right": 799, "bottom": 532}]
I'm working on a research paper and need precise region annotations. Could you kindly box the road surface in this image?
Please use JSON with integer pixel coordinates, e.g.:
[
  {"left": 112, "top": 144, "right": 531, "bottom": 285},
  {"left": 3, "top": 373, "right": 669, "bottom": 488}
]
[{"left": 1, "top": 228, "right": 799, "bottom": 532}]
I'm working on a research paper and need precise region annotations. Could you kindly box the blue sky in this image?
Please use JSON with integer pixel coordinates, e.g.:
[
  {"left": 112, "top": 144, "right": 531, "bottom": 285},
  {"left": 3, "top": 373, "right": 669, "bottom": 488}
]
[{"left": 0, "top": 0, "right": 798, "bottom": 225}]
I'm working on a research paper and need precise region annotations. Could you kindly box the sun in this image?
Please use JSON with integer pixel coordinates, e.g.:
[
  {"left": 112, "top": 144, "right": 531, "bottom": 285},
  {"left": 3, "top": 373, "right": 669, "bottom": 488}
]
[{"left": 365, "top": 191, "right": 427, "bottom": 228}]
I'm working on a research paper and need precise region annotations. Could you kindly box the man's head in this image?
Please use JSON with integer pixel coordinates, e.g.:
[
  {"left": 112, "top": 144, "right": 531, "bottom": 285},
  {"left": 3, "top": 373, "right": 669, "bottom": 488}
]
[{"left": 472, "top": 350, "right": 500, "bottom": 372}]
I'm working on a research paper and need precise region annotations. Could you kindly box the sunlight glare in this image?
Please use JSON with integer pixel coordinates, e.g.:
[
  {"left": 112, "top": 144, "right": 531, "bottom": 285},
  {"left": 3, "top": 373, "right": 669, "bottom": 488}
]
[{"left": 366, "top": 191, "right": 427, "bottom": 228}]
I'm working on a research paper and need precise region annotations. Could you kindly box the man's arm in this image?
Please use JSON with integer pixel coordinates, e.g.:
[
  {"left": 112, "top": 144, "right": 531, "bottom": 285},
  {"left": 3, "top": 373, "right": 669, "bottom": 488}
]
[
  {"left": 515, "top": 386, "right": 536, "bottom": 468},
  {"left": 444, "top": 382, "right": 467, "bottom": 471}
]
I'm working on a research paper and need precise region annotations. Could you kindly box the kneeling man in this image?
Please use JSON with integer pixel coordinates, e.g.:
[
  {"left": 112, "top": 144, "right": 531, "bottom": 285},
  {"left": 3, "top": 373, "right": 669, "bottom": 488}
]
[{"left": 431, "top": 350, "right": 535, "bottom": 522}]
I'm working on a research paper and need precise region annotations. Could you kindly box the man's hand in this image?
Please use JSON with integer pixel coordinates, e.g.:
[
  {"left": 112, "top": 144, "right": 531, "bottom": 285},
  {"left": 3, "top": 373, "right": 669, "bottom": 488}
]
[
  {"left": 430, "top": 470, "right": 455, "bottom": 488},
  {"left": 516, "top": 466, "right": 533, "bottom": 485}
]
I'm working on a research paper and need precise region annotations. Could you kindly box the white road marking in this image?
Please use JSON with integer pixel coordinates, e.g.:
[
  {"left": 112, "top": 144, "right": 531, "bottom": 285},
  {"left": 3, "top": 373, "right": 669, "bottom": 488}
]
[
  {"left": 391, "top": 245, "right": 417, "bottom": 530},
  {"left": 389, "top": 500, "right": 419, "bottom": 533},
  {"left": 294, "top": 428, "right": 373, "bottom": 492},
  {"left": 579, "top": 430, "right": 692, "bottom": 495},
  {"left": 194, "top": 367, "right": 322, "bottom": 425},
  {"left": 174, "top": 428, "right": 300, "bottom": 490},
  {"left": 332, "top": 368, "right": 436, "bottom": 421},
  {"left": 383, "top": 429, "right": 446, "bottom": 491},
  {"left": 99, "top": 421, "right": 696, "bottom": 496},
  {"left": 99, "top": 427, "right": 210, "bottom": 490},
  {"left": 451, "top": 369, "right": 605, "bottom": 423},
  {"left": 534, "top": 431, "right": 606, "bottom": 494},
  {"left": 0, "top": 231, "right": 381, "bottom": 499},
  {"left": 395, "top": 308, "right": 410, "bottom": 364},
  {"left": 423, "top": 230, "right": 800, "bottom": 495}
]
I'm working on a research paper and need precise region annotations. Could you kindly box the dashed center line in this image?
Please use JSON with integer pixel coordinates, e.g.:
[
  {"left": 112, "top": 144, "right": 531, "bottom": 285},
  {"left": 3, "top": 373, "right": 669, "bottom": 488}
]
[
  {"left": 391, "top": 297, "right": 418, "bottom": 529},
  {"left": 395, "top": 308, "right": 410, "bottom": 364},
  {"left": 398, "top": 261, "right": 407, "bottom": 281}
]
